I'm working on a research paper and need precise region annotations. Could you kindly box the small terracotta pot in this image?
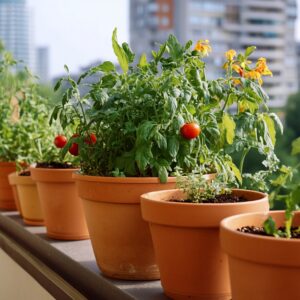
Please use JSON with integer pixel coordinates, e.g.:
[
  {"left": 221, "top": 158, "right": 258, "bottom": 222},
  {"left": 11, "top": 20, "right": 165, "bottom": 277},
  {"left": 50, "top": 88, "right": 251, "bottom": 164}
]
[
  {"left": 72, "top": 173, "right": 184, "bottom": 280},
  {"left": 220, "top": 210, "right": 300, "bottom": 300},
  {"left": 0, "top": 162, "right": 17, "bottom": 210},
  {"left": 30, "top": 167, "right": 89, "bottom": 240},
  {"left": 141, "top": 189, "right": 269, "bottom": 300},
  {"left": 8, "top": 172, "right": 22, "bottom": 216},
  {"left": 15, "top": 174, "right": 44, "bottom": 226}
]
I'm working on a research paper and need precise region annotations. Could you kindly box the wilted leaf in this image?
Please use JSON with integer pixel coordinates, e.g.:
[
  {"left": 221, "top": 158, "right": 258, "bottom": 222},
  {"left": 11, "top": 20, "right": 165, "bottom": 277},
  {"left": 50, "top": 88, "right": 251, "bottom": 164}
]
[{"left": 222, "top": 113, "right": 236, "bottom": 144}]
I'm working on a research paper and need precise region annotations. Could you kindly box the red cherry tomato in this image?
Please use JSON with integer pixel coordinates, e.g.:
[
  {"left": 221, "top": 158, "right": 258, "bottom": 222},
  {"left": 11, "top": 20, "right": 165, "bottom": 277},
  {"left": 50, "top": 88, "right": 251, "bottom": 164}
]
[
  {"left": 68, "top": 143, "right": 79, "bottom": 156},
  {"left": 180, "top": 123, "right": 201, "bottom": 140},
  {"left": 85, "top": 133, "right": 97, "bottom": 145},
  {"left": 54, "top": 135, "right": 67, "bottom": 148}
]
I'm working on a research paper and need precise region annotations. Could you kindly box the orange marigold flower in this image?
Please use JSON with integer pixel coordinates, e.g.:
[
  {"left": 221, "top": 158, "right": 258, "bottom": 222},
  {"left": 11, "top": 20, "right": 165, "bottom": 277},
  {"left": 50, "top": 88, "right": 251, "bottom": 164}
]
[
  {"left": 225, "top": 49, "right": 236, "bottom": 61},
  {"left": 255, "top": 57, "right": 272, "bottom": 76},
  {"left": 194, "top": 40, "right": 212, "bottom": 56},
  {"left": 244, "top": 70, "right": 263, "bottom": 85}
]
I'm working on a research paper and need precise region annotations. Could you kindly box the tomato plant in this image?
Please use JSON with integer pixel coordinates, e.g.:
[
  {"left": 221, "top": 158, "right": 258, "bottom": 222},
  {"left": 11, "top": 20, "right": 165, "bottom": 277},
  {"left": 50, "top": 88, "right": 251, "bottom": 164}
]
[
  {"left": 51, "top": 29, "right": 281, "bottom": 188},
  {"left": 54, "top": 135, "right": 67, "bottom": 148},
  {"left": 180, "top": 123, "right": 201, "bottom": 140}
]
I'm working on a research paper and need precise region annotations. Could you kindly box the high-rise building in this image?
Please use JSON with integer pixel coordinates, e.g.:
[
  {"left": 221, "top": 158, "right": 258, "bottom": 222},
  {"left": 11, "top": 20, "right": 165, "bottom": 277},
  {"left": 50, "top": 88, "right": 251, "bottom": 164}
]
[
  {"left": 130, "top": 0, "right": 298, "bottom": 107},
  {"left": 0, "top": 0, "right": 34, "bottom": 70},
  {"left": 36, "top": 47, "right": 49, "bottom": 83}
]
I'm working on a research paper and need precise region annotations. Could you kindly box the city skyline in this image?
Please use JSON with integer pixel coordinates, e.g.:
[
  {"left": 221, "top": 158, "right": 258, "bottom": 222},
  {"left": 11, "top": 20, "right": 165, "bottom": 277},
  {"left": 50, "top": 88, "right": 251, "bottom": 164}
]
[{"left": 26, "top": 0, "right": 300, "bottom": 78}]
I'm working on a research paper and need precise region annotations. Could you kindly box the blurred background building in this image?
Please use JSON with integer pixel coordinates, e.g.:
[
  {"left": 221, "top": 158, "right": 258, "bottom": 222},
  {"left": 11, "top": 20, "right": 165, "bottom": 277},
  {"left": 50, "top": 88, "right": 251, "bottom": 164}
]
[
  {"left": 130, "top": 0, "right": 298, "bottom": 107},
  {"left": 0, "top": 0, "right": 49, "bottom": 81}
]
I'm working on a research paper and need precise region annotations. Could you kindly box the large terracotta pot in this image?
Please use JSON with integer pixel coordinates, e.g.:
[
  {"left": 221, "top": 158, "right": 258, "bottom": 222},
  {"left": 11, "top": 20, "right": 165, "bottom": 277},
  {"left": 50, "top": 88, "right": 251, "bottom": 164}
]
[
  {"left": 141, "top": 189, "right": 269, "bottom": 300},
  {"left": 73, "top": 173, "right": 180, "bottom": 280},
  {"left": 15, "top": 174, "right": 44, "bottom": 226},
  {"left": 8, "top": 172, "right": 22, "bottom": 216},
  {"left": 220, "top": 210, "right": 300, "bottom": 300},
  {"left": 30, "top": 167, "right": 89, "bottom": 240},
  {"left": 0, "top": 162, "right": 17, "bottom": 210}
]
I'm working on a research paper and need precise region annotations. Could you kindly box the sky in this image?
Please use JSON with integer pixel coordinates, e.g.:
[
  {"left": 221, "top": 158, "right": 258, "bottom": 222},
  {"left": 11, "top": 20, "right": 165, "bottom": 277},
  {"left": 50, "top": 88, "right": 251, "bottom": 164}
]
[
  {"left": 28, "top": 0, "right": 300, "bottom": 78},
  {"left": 28, "top": 0, "right": 129, "bottom": 77}
]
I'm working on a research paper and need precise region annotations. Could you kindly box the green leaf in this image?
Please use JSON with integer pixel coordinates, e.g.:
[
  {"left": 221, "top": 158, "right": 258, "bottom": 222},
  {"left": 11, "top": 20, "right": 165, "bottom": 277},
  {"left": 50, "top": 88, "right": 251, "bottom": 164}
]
[
  {"left": 138, "top": 53, "right": 148, "bottom": 67},
  {"left": 269, "top": 113, "right": 283, "bottom": 135},
  {"left": 244, "top": 46, "right": 256, "bottom": 58},
  {"left": 167, "top": 96, "right": 178, "bottom": 116},
  {"left": 54, "top": 78, "right": 63, "bottom": 91},
  {"left": 291, "top": 185, "right": 300, "bottom": 206},
  {"left": 64, "top": 64, "right": 69, "bottom": 73},
  {"left": 167, "top": 136, "right": 179, "bottom": 158},
  {"left": 166, "top": 34, "right": 183, "bottom": 60},
  {"left": 263, "top": 114, "right": 276, "bottom": 146},
  {"left": 291, "top": 137, "right": 300, "bottom": 156},
  {"left": 228, "top": 160, "right": 242, "bottom": 184},
  {"left": 112, "top": 28, "right": 129, "bottom": 73},
  {"left": 222, "top": 113, "right": 236, "bottom": 144},
  {"left": 263, "top": 216, "right": 277, "bottom": 236},
  {"left": 158, "top": 166, "right": 168, "bottom": 183},
  {"left": 122, "top": 42, "right": 135, "bottom": 63},
  {"left": 155, "top": 132, "right": 167, "bottom": 150}
]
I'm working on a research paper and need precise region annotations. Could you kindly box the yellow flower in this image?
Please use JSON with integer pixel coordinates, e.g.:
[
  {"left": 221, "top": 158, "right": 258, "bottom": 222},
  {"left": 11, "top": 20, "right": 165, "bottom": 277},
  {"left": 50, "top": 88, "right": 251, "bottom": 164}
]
[
  {"left": 194, "top": 40, "right": 212, "bottom": 56},
  {"left": 232, "top": 78, "right": 241, "bottom": 86},
  {"left": 225, "top": 49, "right": 236, "bottom": 61},
  {"left": 255, "top": 57, "right": 272, "bottom": 76},
  {"left": 244, "top": 70, "right": 263, "bottom": 85},
  {"left": 232, "top": 64, "right": 244, "bottom": 77}
]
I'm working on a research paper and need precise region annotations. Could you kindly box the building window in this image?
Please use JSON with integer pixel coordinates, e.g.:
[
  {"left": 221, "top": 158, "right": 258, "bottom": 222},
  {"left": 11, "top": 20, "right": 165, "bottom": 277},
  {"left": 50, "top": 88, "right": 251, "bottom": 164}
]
[
  {"left": 161, "top": 3, "right": 169, "bottom": 13},
  {"left": 160, "top": 17, "right": 169, "bottom": 26}
]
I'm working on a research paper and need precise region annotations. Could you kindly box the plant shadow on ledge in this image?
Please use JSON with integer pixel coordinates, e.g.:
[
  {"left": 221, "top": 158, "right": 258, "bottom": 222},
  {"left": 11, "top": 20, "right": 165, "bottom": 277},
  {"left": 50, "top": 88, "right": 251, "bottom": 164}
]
[{"left": 50, "top": 28, "right": 281, "bottom": 281}]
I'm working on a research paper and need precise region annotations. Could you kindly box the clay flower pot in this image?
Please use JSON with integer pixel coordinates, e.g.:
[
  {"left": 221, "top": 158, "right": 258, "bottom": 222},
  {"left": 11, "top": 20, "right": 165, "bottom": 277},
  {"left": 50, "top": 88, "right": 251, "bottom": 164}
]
[
  {"left": 30, "top": 167, "right": 89, "bottom": 240},
  {"left": 15, "top": 174, "right": 44, "bottom": 226},
  {"left": 220, "top": 210, "right": 300, "bottom": 300},
  {"left": 0, "top": 162, "right": 17, "bottom": 210},
  {"left": 8, "top": 172, "right": 22, "bottom": 216},
  {"left": 73, "top": 173, "right": 179, "bottom": 280},
  {"left": 140, "top": 189, "right": 268, "bottom": 300}
]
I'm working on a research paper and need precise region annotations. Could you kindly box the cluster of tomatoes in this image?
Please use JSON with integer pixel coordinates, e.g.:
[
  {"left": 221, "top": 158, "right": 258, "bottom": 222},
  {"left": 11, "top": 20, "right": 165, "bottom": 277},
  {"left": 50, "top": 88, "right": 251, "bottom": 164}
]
[
  {"left": 54, "top": 133, "right": 97, "bottom": 156},
  {"left": 54, "top": 123, "right": 200, "bottom": 157}
]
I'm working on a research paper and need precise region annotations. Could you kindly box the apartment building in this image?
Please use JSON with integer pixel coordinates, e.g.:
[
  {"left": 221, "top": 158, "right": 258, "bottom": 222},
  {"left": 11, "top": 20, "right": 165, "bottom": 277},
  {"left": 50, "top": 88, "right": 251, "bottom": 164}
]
[
  {"left": 0, "top": 0, "right": 34, "bottom": 70},
  {"left": 130, "top": 0, "right": 298, "bottom": 107}
]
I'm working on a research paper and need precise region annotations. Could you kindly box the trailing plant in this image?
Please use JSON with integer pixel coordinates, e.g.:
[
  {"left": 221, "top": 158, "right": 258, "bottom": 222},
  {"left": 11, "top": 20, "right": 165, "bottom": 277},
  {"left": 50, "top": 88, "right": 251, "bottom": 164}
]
[
  {"left": 51, "top": 29, "right": 280, "bottom": 185},
  {"left": 264, "top": 137, "right": 300, "bottom": 238}
]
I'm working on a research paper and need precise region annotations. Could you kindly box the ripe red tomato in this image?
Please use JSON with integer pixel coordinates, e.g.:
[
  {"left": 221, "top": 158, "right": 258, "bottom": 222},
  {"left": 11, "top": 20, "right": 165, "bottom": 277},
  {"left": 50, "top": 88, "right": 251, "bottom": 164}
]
[
  {"left": 180, "top": 123, "right": 201, "bottom": 140},
  {"left": 85, "top": 133, "right": 97, "bottom": 145},
  {"left": 54, "top": 135, "right": 67, "bottom": 148},
  {"left": 68, "top": 143, "right": 79, "bottom": 156}
]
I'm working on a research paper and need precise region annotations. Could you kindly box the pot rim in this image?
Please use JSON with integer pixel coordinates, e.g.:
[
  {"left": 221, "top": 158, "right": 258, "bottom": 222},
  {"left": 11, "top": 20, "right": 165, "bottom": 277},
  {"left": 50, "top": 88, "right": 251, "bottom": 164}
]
[
  {"left": 72, "top": 172, "right": 215, "bottom": 184},
  {"left": 221, "top": 210, "right": 300, "bottom": 243},
  {"left": 141, "top": 188, "right": 269, "bottom": 228},
  {"left": 141, "top": 188, "right": 267, "bottom": 207}
]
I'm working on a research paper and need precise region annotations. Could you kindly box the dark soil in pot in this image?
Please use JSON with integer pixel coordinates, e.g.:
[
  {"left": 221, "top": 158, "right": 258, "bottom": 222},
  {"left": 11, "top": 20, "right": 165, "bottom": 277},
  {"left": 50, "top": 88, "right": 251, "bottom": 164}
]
[
  {"left": 36, "top": 162, "right": 77, "bottom": 169},
  {"left": 238, "top": 226, "right": 300, "bottom": 239},
  {"left": 172, "top": 193, "right": 248, "bottom": 204}
]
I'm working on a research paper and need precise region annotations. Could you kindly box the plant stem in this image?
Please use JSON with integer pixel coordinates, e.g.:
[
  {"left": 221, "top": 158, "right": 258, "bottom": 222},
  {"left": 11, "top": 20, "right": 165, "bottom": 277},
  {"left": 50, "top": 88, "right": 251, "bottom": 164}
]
[{"left": 239, "top": 147, "right": 250, "bottom": 174}]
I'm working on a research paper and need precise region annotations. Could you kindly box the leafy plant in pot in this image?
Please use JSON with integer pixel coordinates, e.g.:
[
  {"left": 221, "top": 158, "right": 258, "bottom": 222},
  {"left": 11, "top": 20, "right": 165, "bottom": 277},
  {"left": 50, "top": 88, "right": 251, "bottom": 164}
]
[
  {"left": 220, "top": 137, "right": 300, "bottom": 300},
  {"left": 141, "top": 173, "right": 269, "bottom": 300},
  {"left": 51, "top": 30, "right": 279, "bottom": 280},
  {"left": 30, "top": 130, "right": 89, "bottom": 240}
]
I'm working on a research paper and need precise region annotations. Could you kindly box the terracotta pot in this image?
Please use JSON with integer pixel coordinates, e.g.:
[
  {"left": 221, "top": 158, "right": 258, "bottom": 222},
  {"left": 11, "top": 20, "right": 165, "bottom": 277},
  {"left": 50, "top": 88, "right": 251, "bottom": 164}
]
[
  {"left": 220, "top": 210, "right": 300, "bottom": 300},
  {"left": 15, "top": 174, "right": 44, "bottom": 226},
  {"left": 141, "top": 189, "right": 269, "bottom": 300},
  {"left": 0, "top": 162, "right": 17, "bottom": 210},
  {"left": 30, "top": 167, "right": 89, "bottom": 240},
  {"left": 8, "top": 172, "right": 22, "bottom": 216},
  {"left": 72, "top": 173, "right": 185, "bottom": 280}
]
